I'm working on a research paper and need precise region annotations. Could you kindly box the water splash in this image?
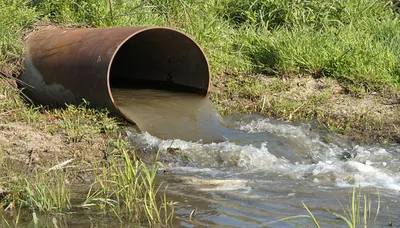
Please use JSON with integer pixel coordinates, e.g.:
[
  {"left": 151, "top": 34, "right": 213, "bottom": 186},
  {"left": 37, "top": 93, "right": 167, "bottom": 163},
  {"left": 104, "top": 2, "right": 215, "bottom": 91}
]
[{"left": 125, "top": 115, "right": 400, "bottom": 191}]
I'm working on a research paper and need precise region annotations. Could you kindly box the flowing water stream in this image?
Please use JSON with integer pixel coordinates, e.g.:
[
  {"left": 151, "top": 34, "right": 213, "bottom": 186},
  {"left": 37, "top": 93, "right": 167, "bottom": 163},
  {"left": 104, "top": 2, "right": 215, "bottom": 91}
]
[{"left": 113, "top": 88, "right": 400, "bottom": 227}]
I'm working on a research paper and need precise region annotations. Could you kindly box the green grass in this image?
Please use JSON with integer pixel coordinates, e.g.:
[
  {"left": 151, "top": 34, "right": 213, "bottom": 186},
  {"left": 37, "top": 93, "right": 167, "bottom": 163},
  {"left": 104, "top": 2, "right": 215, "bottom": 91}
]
[
  {"left": 3, "top": 0, "right": 400, "bottom": 97},
  {"left": 83, "top": 138, "right": 175, "bottom": 226},
  {"left": 0, "top": 0, "right": 36, "bottom": 65},
  {"left": 0, "top": 76, "right": 118, "bottom": 144},
  {"left": 0, "top": 138, "right": 174, "bottom": 226},
  {"left": 1, "top": 72, "right": 172, "bottom": 225},
  {"left": 22, "top": 170, "right": 71, "bottom": 213},
  {"left": 2, "top": 0, "right": 400, "bottom": 91},
  {"left": 29, "top": 0, "right": 166, "bottom": 27},
  {"left": 222, "top": 0, "right": 400, "bottom": 80},
  {"left": 326, "top": 186, "right": 383, "bottom": 228},
  {"left": 51, "top": 101, "right": 118, "bottom": 142}
]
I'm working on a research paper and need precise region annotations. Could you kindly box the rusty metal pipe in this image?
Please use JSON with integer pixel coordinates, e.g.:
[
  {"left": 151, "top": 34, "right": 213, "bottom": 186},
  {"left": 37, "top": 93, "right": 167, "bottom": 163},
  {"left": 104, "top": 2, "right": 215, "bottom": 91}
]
[{"left": 20, "top": 27, "right": 210, "bottom": 123}]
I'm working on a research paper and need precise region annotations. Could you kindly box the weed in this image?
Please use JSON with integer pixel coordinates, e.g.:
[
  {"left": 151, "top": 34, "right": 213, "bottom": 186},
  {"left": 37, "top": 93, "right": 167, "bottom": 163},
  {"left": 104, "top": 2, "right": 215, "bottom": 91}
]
[
  {"left": 48, "top": 100, "right": 118, "bottom": 143},
  {"left": 180, "top": 151, "right": 191, "bottom": 161},
  {"left": 220, "top": 0, "right": 288, "bottom": 29},
  {"left": 22, "top": 170, "right": 71, "bottom": 212},
  {"left": 323, "top": 186, "right": 384, "bottom": 227},
  {"left": 278, "top": 186, "right": 385, "bottom": 227},
  {"left": 82, "top": 138, "right": 175, "bottom": 226}
]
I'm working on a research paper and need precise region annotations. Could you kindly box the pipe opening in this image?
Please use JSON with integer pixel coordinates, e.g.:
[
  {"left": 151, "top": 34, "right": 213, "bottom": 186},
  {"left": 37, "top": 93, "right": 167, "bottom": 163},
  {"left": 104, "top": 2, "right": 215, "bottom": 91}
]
[{"left": 109, "top": 28, "right": 210, "bottom": 95}]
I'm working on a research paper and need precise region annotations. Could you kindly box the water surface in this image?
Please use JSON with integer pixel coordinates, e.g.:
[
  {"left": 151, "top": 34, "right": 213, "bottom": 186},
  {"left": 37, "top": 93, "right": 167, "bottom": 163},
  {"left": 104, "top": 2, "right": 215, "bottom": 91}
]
[
  {"left": 117, "top": 89, "right": 400, "bottom": 227},
  {"left": 127, "top": 115, "right": 400, "bottom": 227},
  {"left": 5, "top": 89, "right": 398, "bottom": 227}
]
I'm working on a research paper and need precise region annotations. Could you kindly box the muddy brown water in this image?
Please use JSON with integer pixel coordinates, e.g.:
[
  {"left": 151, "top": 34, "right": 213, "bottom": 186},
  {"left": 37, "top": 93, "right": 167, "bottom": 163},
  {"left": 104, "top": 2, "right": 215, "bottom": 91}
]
[
  {"left": 3, "top": 89, "right": 399, "bottom": 227},
  {"left": 111, "top": 88, "right": 227, "bottom": 143}
]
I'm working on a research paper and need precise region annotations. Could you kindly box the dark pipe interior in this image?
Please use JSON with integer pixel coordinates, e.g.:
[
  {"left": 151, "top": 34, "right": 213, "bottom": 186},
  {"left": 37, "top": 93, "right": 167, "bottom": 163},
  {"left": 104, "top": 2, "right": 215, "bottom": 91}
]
[{"left": 109, "top": 28, "right": 209, "bottom": 94}]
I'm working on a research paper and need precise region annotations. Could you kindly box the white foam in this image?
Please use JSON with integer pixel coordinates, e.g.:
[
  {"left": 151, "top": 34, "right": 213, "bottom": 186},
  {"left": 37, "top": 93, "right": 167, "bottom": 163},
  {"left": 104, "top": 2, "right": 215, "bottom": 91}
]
[
  {"left": 126, "top": 117, "right": 400, "bottom": 191},
  {"left": 178, "top": 176, "right": 251, "bottom": 192},
  {"left": 344, "top": 161, "right": 400, "bottom": 191},
  {"left": 236, "top": 118, "right": 345, "bottom": 161}
]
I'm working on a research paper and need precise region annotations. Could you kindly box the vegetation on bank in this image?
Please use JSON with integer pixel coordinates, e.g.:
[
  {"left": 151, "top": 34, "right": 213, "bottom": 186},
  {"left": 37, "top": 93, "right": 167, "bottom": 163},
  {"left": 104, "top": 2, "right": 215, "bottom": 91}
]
[
  {"left": 0, "top": 75, "right": 173, "bottom": 225},
  {"left": 2, "top": 0, "right": 400, "bottom": 88},
  {"left": 279, "top": 186, "right": 390, "bottom": 228},
  {"left": 25, "top": 0, "right": 400, "bottom": 89}
]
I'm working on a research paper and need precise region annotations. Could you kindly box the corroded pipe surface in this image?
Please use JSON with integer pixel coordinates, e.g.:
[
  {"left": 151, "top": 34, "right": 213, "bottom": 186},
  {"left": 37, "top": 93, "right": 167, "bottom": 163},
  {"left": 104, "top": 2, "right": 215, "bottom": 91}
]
[{"left": 21, "top": 27, "right": 210, "bottom": 122}]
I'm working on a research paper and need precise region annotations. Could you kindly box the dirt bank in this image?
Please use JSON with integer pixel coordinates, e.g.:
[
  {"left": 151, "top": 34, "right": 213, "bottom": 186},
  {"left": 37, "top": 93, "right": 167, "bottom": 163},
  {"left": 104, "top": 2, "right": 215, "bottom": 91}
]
[{"left": 211, "top": 72, "right": 400, "bottom": 144}]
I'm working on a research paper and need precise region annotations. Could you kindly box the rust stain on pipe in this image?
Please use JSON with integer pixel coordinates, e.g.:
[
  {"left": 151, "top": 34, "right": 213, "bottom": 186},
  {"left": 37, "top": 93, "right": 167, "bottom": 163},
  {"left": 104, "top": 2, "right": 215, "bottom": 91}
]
[{"left": 20, "top": 27, "right": 210, "bottom": 123}]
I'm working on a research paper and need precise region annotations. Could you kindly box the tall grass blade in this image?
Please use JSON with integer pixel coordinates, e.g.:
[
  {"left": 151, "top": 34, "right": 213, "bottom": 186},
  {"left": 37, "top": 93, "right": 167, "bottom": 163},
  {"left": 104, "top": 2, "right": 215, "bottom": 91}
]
[
  {"left": 268, "top": 215, "right": 313, "bottom": 225},
  {"left": 374, "top": 187, "right": 380, "bottom": 222},
  {"left": 331, "top": 211, "right": 354, "bottom": 228},
  {"left": 302, "top": 202, "right": 321, "bottom": 228}
]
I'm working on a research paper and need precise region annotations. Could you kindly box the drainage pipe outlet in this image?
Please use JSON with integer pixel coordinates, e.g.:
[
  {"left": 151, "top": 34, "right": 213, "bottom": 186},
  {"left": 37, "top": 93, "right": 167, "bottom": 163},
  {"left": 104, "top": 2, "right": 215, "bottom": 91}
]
[{"left": 20, "top": 27, "right": 210, "bottom": 124}]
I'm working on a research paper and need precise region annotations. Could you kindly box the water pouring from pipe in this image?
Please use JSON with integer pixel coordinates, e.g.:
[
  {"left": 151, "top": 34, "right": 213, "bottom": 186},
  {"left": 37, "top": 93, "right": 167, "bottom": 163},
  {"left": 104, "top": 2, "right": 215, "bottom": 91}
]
[{"left": 20, "top": 27, "right": 223, "bottom": 141}]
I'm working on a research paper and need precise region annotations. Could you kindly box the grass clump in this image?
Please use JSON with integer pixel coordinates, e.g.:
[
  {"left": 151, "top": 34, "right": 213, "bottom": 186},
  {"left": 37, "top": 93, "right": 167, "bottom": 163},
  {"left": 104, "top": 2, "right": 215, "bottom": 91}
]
[
  {"left": 84, "top": 138, "right": 175, "bottom": 226},
  {"left": 325, "top": 186, "right": 384, "bottom": 228},
  {"left": 51, "top": 101, "right": 118, "bottom": 142},
  {"left": 0, "top": 76, "right": 43, "bottom": 126},
  {"left": 0, "top": 169, "right": 72, "bottom": 226},
  {"left": 23, "top": 170, "right": 71, "bottom": 213},
  {"left": 29, "top": 0, "right": 166, "bottom": 27},
  {"left": 0, "top": 138, "right": 174, "bottom": 226},
  {"left": 221, "top": 0, "right": 400, "bottom": 89},
  {"left": 277, "top": 186, "right": 387, "bottom": 227}
]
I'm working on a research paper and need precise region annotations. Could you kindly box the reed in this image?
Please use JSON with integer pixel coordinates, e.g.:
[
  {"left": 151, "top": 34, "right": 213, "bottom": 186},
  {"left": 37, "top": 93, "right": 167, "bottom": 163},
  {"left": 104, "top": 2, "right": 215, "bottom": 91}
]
[
  {"left": 82, "top": 137, "right": 175, "bottom": 226},
  {"left": 22, "top": 170, "right": 71, "bottom": 212},
  {"left": 325, "top": 186, "right": 383, "bottom": 228},
  {"left": 275, "top": 185, "right": 385, "bottom": 227}
]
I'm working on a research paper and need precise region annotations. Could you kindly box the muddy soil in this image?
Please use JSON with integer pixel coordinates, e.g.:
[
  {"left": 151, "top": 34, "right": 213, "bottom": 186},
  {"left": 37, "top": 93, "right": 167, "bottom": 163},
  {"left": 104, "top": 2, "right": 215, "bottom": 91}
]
[{"left": 0, "top": 122, "right": 107, "bottom": 174}]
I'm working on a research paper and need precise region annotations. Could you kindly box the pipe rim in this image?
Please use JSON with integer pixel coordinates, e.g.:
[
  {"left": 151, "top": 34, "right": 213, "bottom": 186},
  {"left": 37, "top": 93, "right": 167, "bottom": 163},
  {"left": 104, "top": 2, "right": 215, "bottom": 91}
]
[{"left": 106, "top": 26, "right": 211, "bottom": 117}]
